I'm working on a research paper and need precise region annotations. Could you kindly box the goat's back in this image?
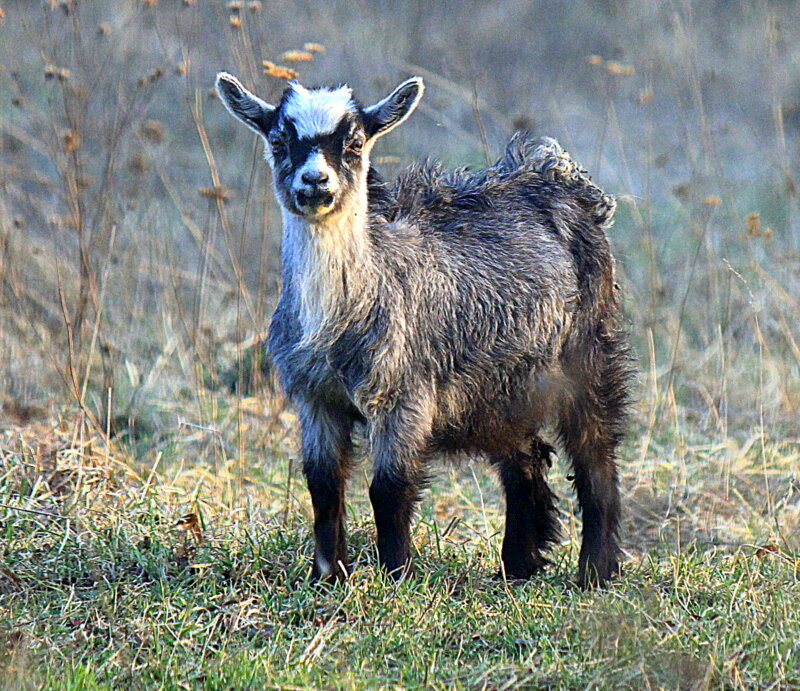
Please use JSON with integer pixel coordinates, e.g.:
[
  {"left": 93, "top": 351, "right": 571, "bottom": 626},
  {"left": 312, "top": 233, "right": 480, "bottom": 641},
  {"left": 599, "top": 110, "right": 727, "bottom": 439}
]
[{"left": 350, "top": 135, "right": 623, "bottom": 454}]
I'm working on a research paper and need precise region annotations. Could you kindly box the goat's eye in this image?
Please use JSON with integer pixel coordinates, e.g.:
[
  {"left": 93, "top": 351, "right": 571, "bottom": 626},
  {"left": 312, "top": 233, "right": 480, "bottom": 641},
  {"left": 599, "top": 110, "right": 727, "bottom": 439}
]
[
  {"left": 346, "top": 135, "right": 364, "bottom": 154},
  {"left": 269, "top": 132, "right": 287, "bottom": 153}
]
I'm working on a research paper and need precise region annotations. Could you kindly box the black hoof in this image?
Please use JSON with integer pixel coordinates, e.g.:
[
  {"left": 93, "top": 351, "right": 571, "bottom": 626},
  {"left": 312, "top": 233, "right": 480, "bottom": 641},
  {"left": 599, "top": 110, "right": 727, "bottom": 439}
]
[
  {"left": 576, "top": 556, "right": 620, "bottom": 589},
  {"left": 501, "top": 551, "right": 551, "bottom": 580}
]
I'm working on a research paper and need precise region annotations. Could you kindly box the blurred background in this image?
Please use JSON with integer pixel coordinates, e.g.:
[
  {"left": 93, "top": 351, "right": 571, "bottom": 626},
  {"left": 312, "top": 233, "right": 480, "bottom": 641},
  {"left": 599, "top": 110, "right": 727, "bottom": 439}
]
[
  {"left": 2, "top": 5, "right": 800, "bottom": 685},
  {"left": 0, "top": 0, "right": 798, "bottom": 535}
]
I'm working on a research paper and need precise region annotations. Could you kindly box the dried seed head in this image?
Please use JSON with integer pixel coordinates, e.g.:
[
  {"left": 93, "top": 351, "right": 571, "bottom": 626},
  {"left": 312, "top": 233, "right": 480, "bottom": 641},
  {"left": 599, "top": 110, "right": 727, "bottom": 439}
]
[
  {"left": 128, "top": 151, "right": 148, "bottom": 175},
  {"left": 97, "top": 23, "right": 110, "bottom": 36},
  {"left": 175, "top": 59, "right": 189, "bottom": 76},
  {"left": 746, "top": 212, "right": 761, "bottom": 236},
  {"left": 229, "top": 15, "right": 241, "bottom": 28},
  {"left": 703, "top": 196, "right": 722, "bottom": 206},
  {"left": 588, "top": 54, "right": 604, "bottom": 66},
  {"left": 248, "top": 1, "right": 262, "bottom": 10},
  {"left": 280, "top": 49, "right": 314, "bottom": 62},
  {"left": 605, "top": 60, "right": 635, "bottom": 76},
  {"left": 140, "top": 119, "right": 165, "bottom": 143},
  {"left": 137, "top": 67, "right": 164, "bottom": 86},
  {"left": 227, "top": 0, "right": 244, "bottom": 10},
  {"left": 637, "top": 88, "right": 653, "bottom": 105},
  {"left": 262, "top": 60, "right": 298, "bottom": 80},
  {"left": 0, "top": 9, "right": 5, "bottom": 24},
  {"left": 303, "top": 42, "right": 325, "bottom": 53},
  {"left": 44, "top": 64, "right": 71, "bottom": 82},
  {"left": 199, "top": 186, "right": 231, "bottom": 202},
  {"left": 176, "top": 512, "right": 203, "bottom": 544},
  {"left": 671, "top": 183, "right": 691, "bottom": 202},
  {"left": 62, "top": 129, "right": 80, "bottom": 152}
]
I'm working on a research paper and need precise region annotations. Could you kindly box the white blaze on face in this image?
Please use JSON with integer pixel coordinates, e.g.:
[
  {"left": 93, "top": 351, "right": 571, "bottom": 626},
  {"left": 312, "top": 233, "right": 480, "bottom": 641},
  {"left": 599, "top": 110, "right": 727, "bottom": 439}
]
[
  {"left": 294, "top": 150, "right": 339, "bottom": 193},
  {"left": 283, "top": 82, "right": 354, "bottom": 138}
]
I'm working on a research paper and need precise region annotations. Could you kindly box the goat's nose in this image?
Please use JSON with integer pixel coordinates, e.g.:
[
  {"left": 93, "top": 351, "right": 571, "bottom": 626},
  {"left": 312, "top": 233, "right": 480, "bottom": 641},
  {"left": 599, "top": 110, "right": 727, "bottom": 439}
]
[{"left": 301, "top": 170, "right": 329, "bottom": 185}]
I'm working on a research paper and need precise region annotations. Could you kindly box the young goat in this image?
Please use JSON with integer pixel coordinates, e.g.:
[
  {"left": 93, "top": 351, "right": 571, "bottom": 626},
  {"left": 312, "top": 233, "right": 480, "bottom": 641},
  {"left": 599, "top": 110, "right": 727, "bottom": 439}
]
[{"left": 216, "top": 72, "right": 634, "bottom": 587}]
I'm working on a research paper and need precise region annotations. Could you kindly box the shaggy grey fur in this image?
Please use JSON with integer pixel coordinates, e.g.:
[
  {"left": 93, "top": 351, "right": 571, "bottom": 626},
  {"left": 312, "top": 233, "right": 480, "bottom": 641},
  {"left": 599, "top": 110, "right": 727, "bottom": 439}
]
[{"left": 216, "top": 72, "right": 634, "bottom": 587}]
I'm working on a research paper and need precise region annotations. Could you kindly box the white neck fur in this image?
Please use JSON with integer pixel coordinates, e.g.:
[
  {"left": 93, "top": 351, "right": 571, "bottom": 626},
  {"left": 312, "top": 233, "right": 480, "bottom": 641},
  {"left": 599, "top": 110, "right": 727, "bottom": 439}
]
[{"left": 281, "top": 183, "right": 373, "bottom": 347}]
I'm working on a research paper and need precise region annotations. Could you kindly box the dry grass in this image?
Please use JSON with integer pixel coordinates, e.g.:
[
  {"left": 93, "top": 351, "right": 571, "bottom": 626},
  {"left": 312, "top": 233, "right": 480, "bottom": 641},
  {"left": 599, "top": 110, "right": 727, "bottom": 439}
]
[
  {"left": 0, "top": 0, "right": 799, "bottom": 688},
  {"left": 0, "top": 412, "right": 798, "bottom": 689}
]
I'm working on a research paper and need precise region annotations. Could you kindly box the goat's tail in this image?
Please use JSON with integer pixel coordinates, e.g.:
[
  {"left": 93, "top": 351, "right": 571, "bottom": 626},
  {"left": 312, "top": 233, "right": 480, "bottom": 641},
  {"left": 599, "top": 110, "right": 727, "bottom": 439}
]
[{"left": 507, "top": 134, "right": 617, "bottom": 229}]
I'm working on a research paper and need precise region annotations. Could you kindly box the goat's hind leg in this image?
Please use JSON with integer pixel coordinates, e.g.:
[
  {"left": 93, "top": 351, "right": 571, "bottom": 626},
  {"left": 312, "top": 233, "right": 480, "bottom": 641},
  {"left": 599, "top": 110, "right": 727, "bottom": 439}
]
[
  {"left": 299, "top": 401, "right": 355, "bottom": 583},
  {"left": 560, "top": 347, "right": 631, "bottom": 588},
  {"left": 493, "top": 439, "right": 560, "bottom": 579}
]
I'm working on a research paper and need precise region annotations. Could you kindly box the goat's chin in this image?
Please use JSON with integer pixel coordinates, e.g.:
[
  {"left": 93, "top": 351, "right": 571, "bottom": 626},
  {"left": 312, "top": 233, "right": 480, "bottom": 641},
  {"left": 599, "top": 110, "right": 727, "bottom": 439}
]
[
  {"left": 293, "top": 205, "right": 336, "bottom": 223},
  {"left": 283, "top": 191, "right": 337, "bottom": 222}
]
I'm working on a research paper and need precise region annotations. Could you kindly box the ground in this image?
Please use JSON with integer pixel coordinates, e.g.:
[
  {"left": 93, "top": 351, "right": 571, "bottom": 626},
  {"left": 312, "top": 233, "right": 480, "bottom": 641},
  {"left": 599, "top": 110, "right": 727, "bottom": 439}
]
[{"left": 1, "top": 406, "right": 798, "bottom": 690}]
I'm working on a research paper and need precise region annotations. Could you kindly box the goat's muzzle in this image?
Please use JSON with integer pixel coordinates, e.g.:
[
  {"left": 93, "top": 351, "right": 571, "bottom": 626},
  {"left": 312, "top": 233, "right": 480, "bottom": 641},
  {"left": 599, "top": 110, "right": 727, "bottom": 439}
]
[
  {"left": 296, "top": 188, "right": 334, "bottom": 210},
  {"left": 294, "top": 185, "right": 336, "bottom": 218}
]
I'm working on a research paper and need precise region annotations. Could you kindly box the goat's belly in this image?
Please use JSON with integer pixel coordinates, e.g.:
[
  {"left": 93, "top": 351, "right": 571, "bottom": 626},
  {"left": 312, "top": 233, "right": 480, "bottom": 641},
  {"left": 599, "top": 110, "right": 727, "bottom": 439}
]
[{"left": 430, "top": 366, "right": 568, "bottom": 457}]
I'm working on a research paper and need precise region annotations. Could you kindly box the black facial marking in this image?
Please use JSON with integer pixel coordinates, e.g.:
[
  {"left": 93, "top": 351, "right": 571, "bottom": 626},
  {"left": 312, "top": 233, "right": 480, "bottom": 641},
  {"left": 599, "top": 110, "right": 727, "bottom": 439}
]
[
  {"left": 266, "top": 89, "right": 370, "bottom": 217},
  {"left": 275, "top": 114, "right": 359, "bottom": 169}
]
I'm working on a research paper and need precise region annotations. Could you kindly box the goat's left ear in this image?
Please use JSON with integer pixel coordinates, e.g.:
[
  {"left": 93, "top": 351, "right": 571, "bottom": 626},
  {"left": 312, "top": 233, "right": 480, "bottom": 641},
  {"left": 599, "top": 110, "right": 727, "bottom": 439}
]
[{"left": 363, "top": 77, "right": 424, "bottom": 140}]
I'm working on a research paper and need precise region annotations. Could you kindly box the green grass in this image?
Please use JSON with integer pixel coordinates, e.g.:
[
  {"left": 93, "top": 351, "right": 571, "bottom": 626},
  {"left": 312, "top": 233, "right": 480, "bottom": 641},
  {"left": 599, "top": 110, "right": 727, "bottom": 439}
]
[{"left": 1, "top": 417, "right": 798, "bottom": 690}]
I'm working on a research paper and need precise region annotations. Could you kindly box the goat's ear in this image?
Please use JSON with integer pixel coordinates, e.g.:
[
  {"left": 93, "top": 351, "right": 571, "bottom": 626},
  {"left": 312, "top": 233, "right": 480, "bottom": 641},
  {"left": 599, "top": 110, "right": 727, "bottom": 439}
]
[
  {"left": 215, "top": 72, "right": 275, "bottom": 137},
  {"left": 363, "top": 77, "right": 424, "bottom": 140}
]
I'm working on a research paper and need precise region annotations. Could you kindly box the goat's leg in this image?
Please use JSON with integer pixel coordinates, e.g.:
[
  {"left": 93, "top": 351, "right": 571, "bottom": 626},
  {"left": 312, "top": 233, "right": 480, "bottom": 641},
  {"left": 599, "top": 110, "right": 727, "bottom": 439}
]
[
  {"left": 567, "top": 444, "right": 621, "bottom": 588},
  {"left": 299, "top": 402, "right": 355, "bottom": 583},
  {"left": 368, "top": 398, "right": 433, "bottom": 580},
  {"left": 560, "top": 346, "right": 630, "bottom": 588},
  {"left": 369, "top": 467, "right": 422, "bottom": 580},
  {"left": 493, "top": 439, "right": 560, "bottom": 579}
]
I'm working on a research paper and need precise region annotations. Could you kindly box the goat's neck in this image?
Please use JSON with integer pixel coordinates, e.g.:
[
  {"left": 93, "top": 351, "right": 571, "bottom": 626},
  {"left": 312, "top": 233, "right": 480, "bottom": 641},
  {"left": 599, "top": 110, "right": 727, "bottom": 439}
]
[{"left": 281, "top": 191, "right": 375, "bottom": 346}]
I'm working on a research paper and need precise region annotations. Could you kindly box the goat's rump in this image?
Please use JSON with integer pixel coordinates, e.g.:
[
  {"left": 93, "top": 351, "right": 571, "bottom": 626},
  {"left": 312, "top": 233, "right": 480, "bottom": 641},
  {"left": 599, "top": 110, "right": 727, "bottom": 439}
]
[{"left": 379, "top": 132, "right": 615, "bottom": 231}]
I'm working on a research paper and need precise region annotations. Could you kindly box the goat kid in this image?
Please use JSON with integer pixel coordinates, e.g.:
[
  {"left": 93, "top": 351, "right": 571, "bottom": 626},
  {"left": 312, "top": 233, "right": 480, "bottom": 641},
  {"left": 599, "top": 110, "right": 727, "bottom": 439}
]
[{"left": 216, "top": 72, "right": 633, "bottom": 588}]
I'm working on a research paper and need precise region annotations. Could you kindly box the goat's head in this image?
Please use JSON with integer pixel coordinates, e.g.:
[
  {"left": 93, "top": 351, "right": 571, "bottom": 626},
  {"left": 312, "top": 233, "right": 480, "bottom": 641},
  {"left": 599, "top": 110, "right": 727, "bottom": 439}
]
[{"left": 216, "top": 73, "right": 424, "bottom": 221}]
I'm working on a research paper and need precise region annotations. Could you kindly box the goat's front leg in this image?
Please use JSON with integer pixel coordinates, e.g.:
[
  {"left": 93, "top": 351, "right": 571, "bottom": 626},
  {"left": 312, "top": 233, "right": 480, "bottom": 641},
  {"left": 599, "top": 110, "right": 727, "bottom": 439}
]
[
  {"left": 369, "top": 467, "right": 423, "bottom": 580},
  {"left": 368, "top": 399, "right": 433, "bottom": 580},
  {"left": 299, "top": 401, "right": 355, "bottom": 583}
]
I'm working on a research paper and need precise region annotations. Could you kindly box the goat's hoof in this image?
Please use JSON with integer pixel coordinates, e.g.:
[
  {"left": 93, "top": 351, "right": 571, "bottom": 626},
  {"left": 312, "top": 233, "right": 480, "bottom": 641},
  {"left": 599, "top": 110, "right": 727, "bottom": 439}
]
[
  {"left": 575, "top": 557, "right": 620, "bottom": 589},
  {"left": 500, "top": 551, "right": 551, "bottom": 580},
  {"left": 310, "top": 560, "right": 349, "bottom": 586},
  {"left": 384, "top": 562, "right": 413, "bottom": 583},
  {"left": 378, "top": 555, "right": 413, "bottom": 583}
]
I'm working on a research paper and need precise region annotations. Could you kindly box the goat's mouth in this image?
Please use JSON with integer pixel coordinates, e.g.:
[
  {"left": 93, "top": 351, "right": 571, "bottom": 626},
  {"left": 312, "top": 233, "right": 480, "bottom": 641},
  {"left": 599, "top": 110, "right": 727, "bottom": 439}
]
[{"left": 294, "top": 189, "right": 336, "bottom": 217}]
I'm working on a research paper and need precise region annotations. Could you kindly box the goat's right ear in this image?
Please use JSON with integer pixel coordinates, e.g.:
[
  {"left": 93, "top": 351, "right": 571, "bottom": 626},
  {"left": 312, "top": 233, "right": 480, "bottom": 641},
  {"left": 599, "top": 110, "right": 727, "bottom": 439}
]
[
  {"left": 215, "top": 72, "right": 275, "bottom": 137},
  {"left": 363, "top": 77, "right": 424, "bottom": 140}
]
